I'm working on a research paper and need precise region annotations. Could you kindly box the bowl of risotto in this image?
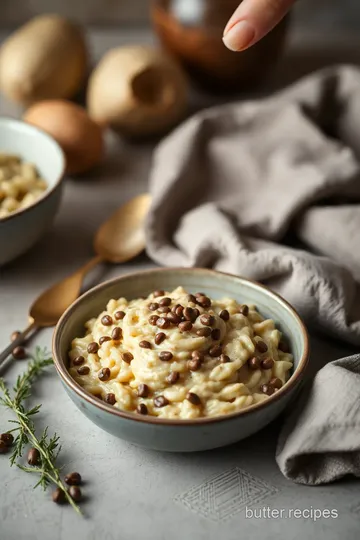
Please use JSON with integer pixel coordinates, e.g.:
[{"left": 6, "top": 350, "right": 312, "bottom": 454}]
[
  {"left": 0, "top": 117, "right": 65, "bottom": 265},
  {"left": 53, "top": 268, "right": 309, "bottom": 452}
]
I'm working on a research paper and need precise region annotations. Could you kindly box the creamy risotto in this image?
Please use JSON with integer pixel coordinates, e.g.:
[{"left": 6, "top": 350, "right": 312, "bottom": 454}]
[
  {"left": 0, "top": 153, "right": 47, "bottom": 218},
  {"left": 68, "top": 287, "right": 293, "bottom": 419}
]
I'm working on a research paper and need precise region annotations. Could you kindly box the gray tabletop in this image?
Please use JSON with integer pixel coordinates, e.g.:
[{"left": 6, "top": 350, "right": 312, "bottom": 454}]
[{"left": 1, "top": 27, "right": 360, "bottom": 540}]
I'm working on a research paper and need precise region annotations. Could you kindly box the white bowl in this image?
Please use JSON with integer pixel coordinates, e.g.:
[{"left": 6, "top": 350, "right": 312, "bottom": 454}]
[
  {"left": 0, "top": 117, "right": 65, "bottom": 265},
  {"left": 53, "top": 268, "right": 310, "bottom": 452}
]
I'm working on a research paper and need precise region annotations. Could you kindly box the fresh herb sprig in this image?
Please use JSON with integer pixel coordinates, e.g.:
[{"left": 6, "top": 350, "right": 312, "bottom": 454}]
[{"left": 0, "top": 347, "right": 82, "bottom": 515}]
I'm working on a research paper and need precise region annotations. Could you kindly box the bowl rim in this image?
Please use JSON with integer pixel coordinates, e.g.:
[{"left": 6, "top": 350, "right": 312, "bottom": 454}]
[
  {"left": 0, "top": 116, "right": 66, "bottom": 224},
  {"left": 52, "top": 267, "right": 310, "bottom": 426}
]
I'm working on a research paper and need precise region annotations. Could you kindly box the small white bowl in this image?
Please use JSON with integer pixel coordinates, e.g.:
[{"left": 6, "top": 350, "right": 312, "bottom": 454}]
[{"left": 0, "top": 117, "right": 65, "bottom": 266}]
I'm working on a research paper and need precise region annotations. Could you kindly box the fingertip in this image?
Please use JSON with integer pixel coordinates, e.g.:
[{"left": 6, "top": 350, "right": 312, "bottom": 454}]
[{"left": 223, "top": 20, "right": 256, "bottom": 52}]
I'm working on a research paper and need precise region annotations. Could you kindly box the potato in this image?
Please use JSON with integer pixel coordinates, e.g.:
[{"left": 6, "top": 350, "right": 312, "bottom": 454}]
[
  {"left": 0, "top": 14, "right": 88, "bottom": 105},
  {"left": 23, "top": 100, "right": 104, "bottom": 175},
  {"left": 87, "top": 46, "right": 188, "bottom": 138}
]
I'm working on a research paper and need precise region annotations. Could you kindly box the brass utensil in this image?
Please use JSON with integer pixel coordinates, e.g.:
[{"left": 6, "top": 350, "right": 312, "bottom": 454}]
[{"left": 0, "top": 193, "right": 151, "bottom": 368}]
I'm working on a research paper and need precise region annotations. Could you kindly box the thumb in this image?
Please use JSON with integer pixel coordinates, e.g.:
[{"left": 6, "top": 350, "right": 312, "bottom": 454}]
[{"left": 223, "top": 0, "right": 295, "bottom": 52}]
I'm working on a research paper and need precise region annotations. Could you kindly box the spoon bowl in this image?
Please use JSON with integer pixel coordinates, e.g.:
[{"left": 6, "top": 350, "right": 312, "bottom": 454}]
[{"left": 94, "top": 193, "right": 151, "bottom": 263}]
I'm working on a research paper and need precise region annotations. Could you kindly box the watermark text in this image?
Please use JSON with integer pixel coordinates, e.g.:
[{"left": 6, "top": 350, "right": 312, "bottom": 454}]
[{"left": 245, "top": 507, "right": 338, "bottom": 521}]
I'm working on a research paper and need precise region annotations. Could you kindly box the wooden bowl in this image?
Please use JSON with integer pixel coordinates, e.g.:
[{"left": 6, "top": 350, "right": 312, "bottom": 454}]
[{"left": 151, "top": 0, "right": 290, "bottom": 94}]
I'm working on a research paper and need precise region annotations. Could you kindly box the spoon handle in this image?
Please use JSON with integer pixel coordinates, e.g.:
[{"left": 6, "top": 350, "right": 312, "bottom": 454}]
[
  {"left": 0, "top": 320, "right": 37, "bottom": 368},
  {"left": 79, "top": 254, "right": 104, "bottom": 276}
]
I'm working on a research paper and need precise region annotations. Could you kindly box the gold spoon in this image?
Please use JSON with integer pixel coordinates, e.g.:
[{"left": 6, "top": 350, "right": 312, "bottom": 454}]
[{"left": 0, "top": 193, "right": 151, "bottom": 368}]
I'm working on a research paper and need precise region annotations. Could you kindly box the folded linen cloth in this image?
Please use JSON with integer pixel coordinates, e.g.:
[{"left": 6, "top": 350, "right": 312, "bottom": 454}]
[
  {"left": 276, "top": 354, "right": 360, "bottom": 485},
  {"left": 145, "top": 65, "right": 360, "bottom": 484}
]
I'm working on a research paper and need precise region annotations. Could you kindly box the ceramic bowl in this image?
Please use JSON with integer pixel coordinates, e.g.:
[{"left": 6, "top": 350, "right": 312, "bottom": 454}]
[
  {"left": 0, "top": 117, "right": 65, "bottom": 266},
  {"left": 53, "top": 268, "right": 309, "bottom": 452}
]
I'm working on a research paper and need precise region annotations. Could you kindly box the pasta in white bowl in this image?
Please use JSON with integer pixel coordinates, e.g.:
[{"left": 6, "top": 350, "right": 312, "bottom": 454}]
[
  {"left": 0, "top": 117, "right": 65, "bottom": 266},
  {"left": 0, "top": 153, "right": 47, "bottom": 219}
]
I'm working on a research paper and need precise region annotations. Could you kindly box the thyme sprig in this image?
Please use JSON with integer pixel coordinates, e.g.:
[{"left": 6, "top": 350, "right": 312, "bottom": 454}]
[{"left": 0, "top": 347, "right": 82, "bottom": 515}]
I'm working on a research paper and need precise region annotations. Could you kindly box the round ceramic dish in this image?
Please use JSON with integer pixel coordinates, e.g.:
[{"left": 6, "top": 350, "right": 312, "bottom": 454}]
[
  {"left": 53, "top": 268, "right": 309, "bottom": 452},
  {"left": 0, "top": 117, "right": 65, "bottom": 266}
]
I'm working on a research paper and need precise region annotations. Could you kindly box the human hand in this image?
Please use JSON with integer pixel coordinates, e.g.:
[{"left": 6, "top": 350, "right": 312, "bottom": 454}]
[{"left": 223, "top": 0, "right": 296, "bottom": 52}]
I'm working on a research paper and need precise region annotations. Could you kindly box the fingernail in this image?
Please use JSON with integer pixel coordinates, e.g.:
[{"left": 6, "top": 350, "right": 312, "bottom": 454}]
[{"left": 223, "top": 20, "right": 255, "bottom": 52}]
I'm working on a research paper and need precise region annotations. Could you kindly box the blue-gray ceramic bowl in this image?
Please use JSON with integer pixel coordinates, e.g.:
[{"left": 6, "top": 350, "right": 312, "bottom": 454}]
[
  {"left": 53, "top": 268, "right": 309, "bottom": 452},
  {"left": 0, "top": 117, "right": 65, "bottom": 266}
]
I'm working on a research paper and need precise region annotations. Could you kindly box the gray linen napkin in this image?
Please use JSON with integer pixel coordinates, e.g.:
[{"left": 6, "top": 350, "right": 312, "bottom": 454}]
[
  {"left": 145, "top": 65, "right": 360, "bottom": 484},
  {"left": 276, "top": 354, "right": 360, "bottom": 485}
]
